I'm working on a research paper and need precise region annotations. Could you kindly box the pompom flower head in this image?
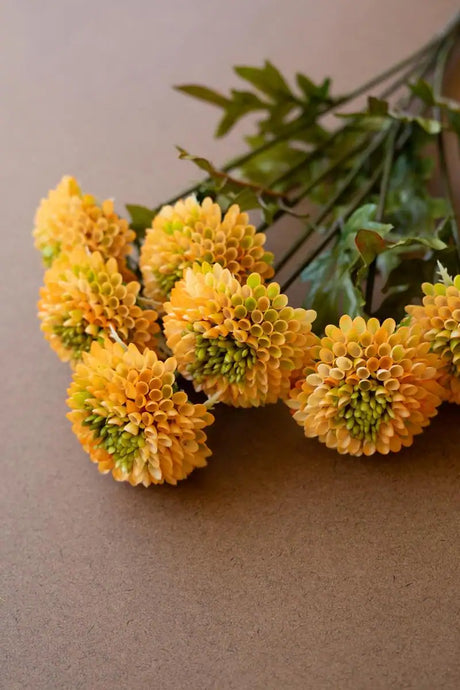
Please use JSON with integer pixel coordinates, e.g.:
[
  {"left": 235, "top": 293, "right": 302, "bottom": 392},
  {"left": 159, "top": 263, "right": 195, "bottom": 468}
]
[
  {"left": 140, "top": 196, "right": 274, "bottom": 309},
  {"left": 38, "top": 248, "right": 160, "bottom": 364},
  {"left": 163, "top": 262, "right": 317, "bottom": 407},
  {"left": 406, "top": 272, "right": 460, "bottom": 404},
  {"left": 33, "top": 175, "right": 135, "bottom": 267},
  {"left": 287, "top": 315, "right": 444, "bottom": 456},
  {"left": 67, "top": 341, "right": 214, "bottom": 486}
]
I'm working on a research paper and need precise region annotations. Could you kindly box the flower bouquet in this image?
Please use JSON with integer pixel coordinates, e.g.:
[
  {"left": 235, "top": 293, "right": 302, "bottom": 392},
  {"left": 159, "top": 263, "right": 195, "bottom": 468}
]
[{"left": 34, "top": 13, "right": 460, "bottom": 486}]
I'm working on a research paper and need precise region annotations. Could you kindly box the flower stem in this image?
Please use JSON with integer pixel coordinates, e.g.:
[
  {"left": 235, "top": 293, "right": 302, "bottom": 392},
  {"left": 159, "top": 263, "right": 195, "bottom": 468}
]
[
  {"left": 280, "top": 163, "right": 385, "bottom": 293},
  {"left": 433, "top": 35, "right": 460, "bottom": 264},
  {"left": 256, "top": 41, "right": 444, "bottom": 235},
  {"left": 364, "top": 124, "right": 399, "bottom": 313},
  {"left": 274, "top": 126, "right": 391, "bottom": 275}
]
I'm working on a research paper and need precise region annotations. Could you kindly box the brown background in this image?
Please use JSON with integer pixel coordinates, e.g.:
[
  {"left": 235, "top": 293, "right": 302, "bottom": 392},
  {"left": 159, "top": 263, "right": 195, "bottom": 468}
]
[{"left": 1, "top": 1, "right": 459, "bottom": 688}]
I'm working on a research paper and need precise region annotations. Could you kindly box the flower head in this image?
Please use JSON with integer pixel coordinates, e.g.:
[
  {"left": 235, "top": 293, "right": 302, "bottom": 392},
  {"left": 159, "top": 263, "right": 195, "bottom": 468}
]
[
  {"left": 163, "top": 262, "right": 317, "bottom": 407},
  {"left": 33, "top": 175, "right": 135, "bottom": 267},
  {"left": 406, "top": 274, "right": 460, "bottom": 404},
  {"left": 287, "top": 315, "right": 444, "bottom": 456},
  {"left": 67, "top": 341, "right": 214, "bottom": 486},
  {"left": 140, "top": 196, "right": 274, "bottom": 309},
  {"left": 38, "top": 248, "right": 159, "bottom": 364}
]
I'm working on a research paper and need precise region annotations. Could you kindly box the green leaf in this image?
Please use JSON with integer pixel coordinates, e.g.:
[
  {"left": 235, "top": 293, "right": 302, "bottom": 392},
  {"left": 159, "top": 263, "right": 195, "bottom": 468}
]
[
  {"left": 126, "top": 204, "right": 156, "bottom": 243},
  {"left": 338, "top": 96, "right": 442, "bottom": 134},
  {"left": 295, "top": 74, "right": 331, "bottom": 102},
  {"left": 343, "top": 204, "right": 393, "bottom": 237},
  {"left": 355, "top": 229, "right": 387, "bottom": 264},
  {"left": 302, "top": 250, "right": 365, "bottom": 332},
  {"left": 411, "top": 116, "right": 442, "bottom": 134},
  {"left": 176, "top": 147, "right": 217, "bottom": 176},
  {"left": 390, "top": 236, "right": 446, "bottom": 251},
  {"left": 215, "top": 91, "right": 266, "bottom": 137},
  {"left": 368, "top": 96, "right": 389, "bottom": 116},
  {"left": 408, "top": 79, "right": 436, "bottom": 105},
  {"left": 299, "top": 205, "right": 391, "bottom": 329},
  {"left": 228, "top": 188, "right": 260, "bottom": 212},
  {"left": 234, "top": 61, "right": 292, "bottom": 99},
  {"left": 174, "top": 84, "right": 230, "bottom": 108}
]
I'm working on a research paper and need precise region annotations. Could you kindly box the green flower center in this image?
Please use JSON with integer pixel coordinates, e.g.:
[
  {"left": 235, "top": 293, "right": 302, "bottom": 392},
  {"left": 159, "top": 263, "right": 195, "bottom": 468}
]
[
  {"left": 189, "top": 334, "right": 256, "bottom": 384},
  {"left": 83, "top": 411, "right": 145, "bottom": 473},
  {"left": 54, "top": 321, "right": 95, "bottom": 358},
  {"left": 334, "top": 380, "right": 393, "bottom": 442},
  {"left": 153, "top": 266, "right": 186, "bottom": 298},
  {"left": 430, "top": 330, "right": 460, "bottom": 376},
  {"left": 42, "top": 242, "right": 61, "bottom": 266}
]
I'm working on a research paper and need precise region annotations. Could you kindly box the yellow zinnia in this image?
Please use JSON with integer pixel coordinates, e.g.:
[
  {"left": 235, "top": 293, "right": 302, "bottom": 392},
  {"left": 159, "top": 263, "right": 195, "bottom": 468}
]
[
  {"left": 139, "top": 196, "right": 274, "bottom": 310},
  {"left": 406, "top": 273, "right": 460, "bottom": 404},
  {"left": 33, "top": 175, "right": 135, "bottom": 268},
  {"left": 163, "top": 262, "right": 317, "bottom": 407},
  {"left": 287, "top": 315, "right": 444, "bottom": 456},
  {"left": 67, "top": 340, "right": 214, "bottom": 486},
  {"left": 38, "top": 248, "right": 160, "bottom": 364}
]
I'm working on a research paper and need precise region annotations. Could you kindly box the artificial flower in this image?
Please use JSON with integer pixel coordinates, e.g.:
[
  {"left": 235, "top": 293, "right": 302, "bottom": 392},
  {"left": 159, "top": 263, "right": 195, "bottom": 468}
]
[
  {"left": 38, "top": 248, "right": 159, "bottom": 364},
  {"left": 163, "top": 262, "right": 317, "bottom": 406},
  {"left": 67, "top": 340, "right": 214, "bottom": 485},
  {"left": 287, "top": 315, "right": 444, "bottom": 456},
  {"left": 33, "top": 175, "right": 135, "bottom": 268},
  {"left": 140, "top": 196, "right": 274, "bottom": 309},
  {"left": 406, "top": 272, "right": 460, "bottom": 403}
]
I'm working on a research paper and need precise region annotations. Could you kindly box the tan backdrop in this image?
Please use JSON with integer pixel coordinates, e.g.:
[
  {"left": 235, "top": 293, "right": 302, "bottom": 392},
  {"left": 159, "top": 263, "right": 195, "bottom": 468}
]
[{"left": 1, "top": 1, "right": 459, "bottom": 688}]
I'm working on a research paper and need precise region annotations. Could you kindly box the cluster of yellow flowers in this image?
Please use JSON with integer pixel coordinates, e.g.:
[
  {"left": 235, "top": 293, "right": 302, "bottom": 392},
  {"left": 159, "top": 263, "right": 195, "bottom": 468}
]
[{"left": 34, "top": 176, "right": 459, "bottom": 486}]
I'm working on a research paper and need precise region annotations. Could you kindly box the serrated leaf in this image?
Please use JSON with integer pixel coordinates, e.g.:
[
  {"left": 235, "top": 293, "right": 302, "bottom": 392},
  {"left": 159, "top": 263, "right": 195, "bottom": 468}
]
[
  {"left": 215, "top": 92, "right": 266, "bottom": 137},
  {"left": 234, "top": 61, "right": 292, "bottom": 99},
  {"left": 296, "top": 74, "right": 332, "bottom": 102},
  {"left": 174, "top": 84, "right": 229, "bottom": 108}
]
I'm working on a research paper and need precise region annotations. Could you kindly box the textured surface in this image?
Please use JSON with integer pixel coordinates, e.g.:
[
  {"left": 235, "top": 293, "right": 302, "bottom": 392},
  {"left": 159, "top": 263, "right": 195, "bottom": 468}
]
[{"left": 1, "top": 1, "right": 459, "bottom": 688}]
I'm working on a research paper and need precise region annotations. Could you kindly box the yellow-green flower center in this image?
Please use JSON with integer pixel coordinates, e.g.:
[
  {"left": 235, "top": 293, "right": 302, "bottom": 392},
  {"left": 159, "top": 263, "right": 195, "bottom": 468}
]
[
  {"left": 83, "top": 409, "right": 145, "bottom": 473},
  {"left": 41, "top": 242, "right": 61, "bottom": 266},
  {"left": 334, "top": 380, "right": 393, "bottom": 442},
  {"left": 53, "top": 321, "right": 94, "bottom": 358},
  {"left": 153, "top": 266, "right": 186, "bottom": 298},
  {"left": 429, "top": 330, "right": 460, "bottom": 376},
  {"left": 189, "top": 334, "right": 256, "bottom": 384}
]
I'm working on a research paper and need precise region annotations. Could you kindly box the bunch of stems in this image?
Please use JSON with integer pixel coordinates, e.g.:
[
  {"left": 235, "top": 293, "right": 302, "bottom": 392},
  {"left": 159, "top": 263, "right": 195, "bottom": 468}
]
[{"left": 157, "top": 11, "right": 460, "bottom": 312}]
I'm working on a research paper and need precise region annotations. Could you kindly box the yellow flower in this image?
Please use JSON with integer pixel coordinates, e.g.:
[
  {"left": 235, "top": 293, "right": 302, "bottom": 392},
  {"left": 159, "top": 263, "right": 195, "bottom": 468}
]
[
  {"left": 33, "top": 175, "right": 135, "bottom": 268},
  {"left": 287, "top": 315, "right": 444, "bottom": 456},
  {"left": 140, "top": 196, "right": 274, "bottom": 310},
  {"left": 67, "top": 340, "right": 214, "bottom": 486},
  {"left": 163, "top": 262, "right": 317, "bottom": 407},
  {"left": 38, "top": 248, "right": 160, "bottom": 364},
  {"left": 406, "top": 273, "right": 460, "bottom": 403}
]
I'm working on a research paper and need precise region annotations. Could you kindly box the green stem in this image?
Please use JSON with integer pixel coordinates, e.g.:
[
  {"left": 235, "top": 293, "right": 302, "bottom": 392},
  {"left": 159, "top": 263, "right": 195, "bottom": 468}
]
[
  {"left": 433, "top": 36, "right": 460, "bottom": 264},
  {"left": 364, "top": 125, "right": 399, "bottom": 313},
  {"left": 280, "top": 163, "right": 385, "bottom": 292},
  {"left": 274, "top": 126, "right": 391, "bottom": 274},
  {"left": 256, "top": 40, "right": 444, "bottom": 234},
  {"left": 278, "top": 28, "right": 449, "bottom": 295}
]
